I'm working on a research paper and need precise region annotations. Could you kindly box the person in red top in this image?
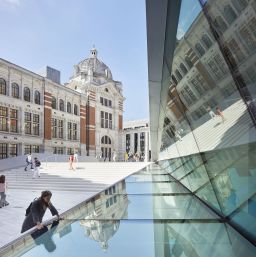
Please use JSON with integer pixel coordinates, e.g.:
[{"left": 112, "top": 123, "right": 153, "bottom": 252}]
[
  {"left": 216, "top": 106, "right": 226, "bottom": 123},
  {"left": 69, "top": 154, "right": 75, "bottom": 170}
]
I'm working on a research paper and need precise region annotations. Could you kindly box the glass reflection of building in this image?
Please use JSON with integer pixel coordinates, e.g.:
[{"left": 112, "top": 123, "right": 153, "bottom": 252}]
[
  {"left": 80, "top": 180, "right": 128, "bottom": 250},
  {"left": 162, "top": 0, "right": 256, "bottom": 152},
  {"left": 147, "top": 0, "right": 256, "bottom": 255}
]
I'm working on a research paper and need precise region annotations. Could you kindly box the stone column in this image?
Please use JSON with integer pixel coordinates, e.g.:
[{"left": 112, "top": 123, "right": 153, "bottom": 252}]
[
  {"left": 131, "top": 133, "right": 135, "bottom": 154},
  {"left": 137, "top": 132, "right": 141, "bottom": 154},
  {"left": 145, "top": 131, "right": 149, "bottom": 162}
]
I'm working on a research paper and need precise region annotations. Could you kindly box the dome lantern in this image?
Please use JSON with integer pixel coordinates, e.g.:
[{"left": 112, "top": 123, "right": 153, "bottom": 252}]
[{"left": 90, "top": 45, "right": 98, "bottom": 58}]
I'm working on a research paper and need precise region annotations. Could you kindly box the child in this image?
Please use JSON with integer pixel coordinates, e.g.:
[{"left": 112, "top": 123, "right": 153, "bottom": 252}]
[
  {"left": 33, "top": 157, "right": 41, "bottom": 179},
  {"left": 0, "top": 175, "right": 9, "bottom": 208}
]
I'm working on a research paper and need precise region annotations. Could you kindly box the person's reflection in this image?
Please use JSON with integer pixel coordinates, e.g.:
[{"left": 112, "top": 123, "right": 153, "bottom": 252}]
[{"left": 31, "top": 220, "right": 59, "bottom": 253}]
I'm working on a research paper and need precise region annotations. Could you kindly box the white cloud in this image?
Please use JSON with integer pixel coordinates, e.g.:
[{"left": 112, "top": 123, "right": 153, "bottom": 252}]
[{"left": 3, "top": 0, "right": 21, "bottom": 6}]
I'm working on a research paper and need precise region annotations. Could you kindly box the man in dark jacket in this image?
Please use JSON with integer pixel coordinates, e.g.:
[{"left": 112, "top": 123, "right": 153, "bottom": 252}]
[{"left": 21, "top": 190, "right": 60, "bottom": 233}]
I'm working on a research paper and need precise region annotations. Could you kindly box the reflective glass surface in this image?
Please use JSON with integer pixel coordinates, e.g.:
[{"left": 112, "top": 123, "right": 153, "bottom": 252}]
[{"left": 2, "top": 163, "right": 255, "bottom": 257}]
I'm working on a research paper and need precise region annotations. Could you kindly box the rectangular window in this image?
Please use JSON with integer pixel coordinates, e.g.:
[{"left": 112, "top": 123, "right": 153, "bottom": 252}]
[
  {"left": 25, "top": 145, "right": 40, "bottom": 154},
  {"left": 101, "top": 97, "right": 112, "bottom": 107},
  {"left": 140, "top": 132, "right": 145, "bottom": 152},
  {"left": 0, "top": 106, "right": 8, "bottom": 132},
  {"left": 105, "top": 112, "right": 109, "bottom": 128},
  {"left": 101, "top": 111, "right": 104, "bottom": 128},
  {"left": 239, "top": 26, "right": 256, "bottom": 53},
  {"left": 10, "top": 109, "right": 18, "bottom": 133},
  {"left": 9, "top": 144, "right": 17, "bottom": 157},
  {"left": 52, "top": 118, "right": 57, "bottom": 138},
  {"left": 33, "top": 114, "right": 40, "bottom": 136},
  {"left": 58, "top": 147, "right": 64, "bottom": 154},
  {"left": 208, "top": 60, "right": 220, "bottom": 79},
  {"left": 180, "top": 89, "right": 193, "bottom": 106},
  {"left": 25, "top": 112, "right": 32, "bottom": 135},
  {"left": 0, "top": 143, "right": 8, "bottom": 159},
  {"left": 68, "top": 122, "right": 72, "bottom": 140},
  {"left": 228, "top": 38, "right": 245, "bottom": 62},
  {"left": 32, "top": 145, "right": 40, "bottom": 153},
  {"left": 67, "top": 147, "right": 73, "bottom": 155},
  {"left": 109, "top": 114, "right": 112, "bottom": 129},
  {"left": 53, "top": 147, "right": 64, "bottom": 154},
  {"left": 73, "top": 123, "right": 77, "bottom": 140},
  {"left": 58, "top": 120, "right": 64, "bottom": 139},
  {"left": 134, "top": 133, "right": 138, "bottom": 153},
  {"left": 213, "top": 54, "right": 228, "bottom": 75},
  {"left": 184, "top": 86, "right": 197, "bottom": 102},
  {"left": 248, "top": 17, "right": 256, "bottom": 38},
  {"left": 126, "top": 134, "right": 130, "bottom": 152},
  {"left": 24, "top": 145, "right": 32, "bottom": 155}
]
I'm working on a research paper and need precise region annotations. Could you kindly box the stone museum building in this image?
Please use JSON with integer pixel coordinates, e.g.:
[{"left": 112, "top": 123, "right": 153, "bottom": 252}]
[{"left": 0, "top": 47, "right": 124, "bottom": 159}]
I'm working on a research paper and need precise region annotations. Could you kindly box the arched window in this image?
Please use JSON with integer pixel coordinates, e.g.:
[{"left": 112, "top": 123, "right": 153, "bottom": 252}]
[
  {"left": 52, "top": 96, "right": 57, "bottom": 109},
  {"left": 214, "top": 16, "right": 228, "bottom": 33},
  {"left": 185, "top": 56, "right": 193, "bottom": 69},
  {"left": 24, "top": 87, "right": 30, "bottom": 102},
  {"left": 11, "top": 83, "right": 19, "bottom": 98},
  {"left": 231, "top": 0, "right": 247, "bottom": 13},
  {"left": 34, "top": 90, "right": 40, "bottom": 105},
  {"left": 171, "top": 75, "right": 178, "bottom": 85},
  {"left": 74, "top": 104, "right": 78, "bottom": 115},
  {"left": 175, "top": 69, "right": 182, "bottom": 81},
  {"left": 101, "top": 136, "right": 111, "bottom": 145},
  {"left": 223, "top": 5, "right": 237, "bottom": 25},
  {"left": 202, "top": 34, "right": 212, "bottom": 49},
  {"left": 180, "top": 63, "right": 188, "bottom": 75},
  {"left": 67, "top": 102, "right": 72, "bottom": 113},
  {"left": 0, "top": 78, "right": 7, "bottom": 95},
  {"left": 59, "top": 99, "right": 64, "bottom": 111},
  {"left": 195, "top": 43, "right": 205, "bottom": 57}
]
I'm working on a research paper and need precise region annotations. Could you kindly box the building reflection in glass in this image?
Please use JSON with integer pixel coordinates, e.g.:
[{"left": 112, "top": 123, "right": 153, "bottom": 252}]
[
  {"left": 80, "top": 180, "right": 129, "bottom": 250},
  {"left": 160, "top": 0, "right": 256, "bottom": 158}
]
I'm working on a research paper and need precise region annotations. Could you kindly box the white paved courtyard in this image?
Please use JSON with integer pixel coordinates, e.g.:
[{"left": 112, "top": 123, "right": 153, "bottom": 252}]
[
  {"left": 0, "top": 162, "right": 149, "bottom": 248},
  {"left": 160, "top": 100, "right": 256, "bottom": 160}
]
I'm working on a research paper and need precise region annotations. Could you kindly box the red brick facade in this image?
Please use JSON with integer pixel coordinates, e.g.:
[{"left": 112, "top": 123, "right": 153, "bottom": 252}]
[
  {"left": 80, "top": 105, "right": 86, "bottom": 144},
  {"left": 44, "top": 92, "right": 52, "bottom": 140},
  {"left": 119, "top": 115, "right": 123, "bottom": 130}
]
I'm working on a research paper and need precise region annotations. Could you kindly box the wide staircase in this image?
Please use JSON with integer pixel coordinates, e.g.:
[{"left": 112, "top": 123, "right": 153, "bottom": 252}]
[{"left": 3, "top": 162, "right": 149, "bottom": 192}]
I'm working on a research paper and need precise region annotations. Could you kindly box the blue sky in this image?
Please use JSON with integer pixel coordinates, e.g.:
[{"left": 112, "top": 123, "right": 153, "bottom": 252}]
[
  {"left": 177, "top": 0, "right": 201, "bottom": 39},
  {"left": 0, "top": 0, "right": 148, "bottom": 121}
]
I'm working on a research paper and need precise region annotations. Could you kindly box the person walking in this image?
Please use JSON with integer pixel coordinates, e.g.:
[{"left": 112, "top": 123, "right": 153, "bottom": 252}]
[
  {"left": 216, "top": 106, "right": 226, "bottom": 123},
  {"left": 74, "top": 152, "right": 78, "bottom": 163},
  {"left": 21, "top": 190, "right": 60, "bottom": 233},
  {"left": 112, "top": 150, "right": 117, "bottom": 162},
  {"left": 206, "top": 105, "right": 215, "bottom": 119},
  {"left": 69, "top": 154, "right": 75, "bottom": 170},
  {"left": 124, "top": 152, "right": 128, "bottom": 162},
  {"left": 0, "top": 175, "right": 9, "bottom": 208},
  {"left": 24, "top": 153, "right": 33, "bottom": 171},
  {"left": 33, "top": 157, "right": 41, "bottom": 179}
]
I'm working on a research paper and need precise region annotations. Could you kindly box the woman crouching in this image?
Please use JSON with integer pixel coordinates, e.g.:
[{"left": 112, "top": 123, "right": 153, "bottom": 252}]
[{"left": 21, "top": 190, "right": 60, "bottom": 233}]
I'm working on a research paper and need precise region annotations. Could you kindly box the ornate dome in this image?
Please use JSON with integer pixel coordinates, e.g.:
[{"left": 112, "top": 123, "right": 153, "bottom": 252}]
[{"left": 73, "top": 48, "right": 113, "bottom": 80}]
